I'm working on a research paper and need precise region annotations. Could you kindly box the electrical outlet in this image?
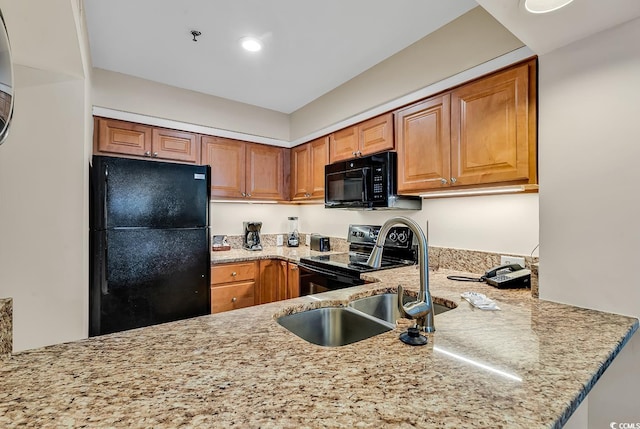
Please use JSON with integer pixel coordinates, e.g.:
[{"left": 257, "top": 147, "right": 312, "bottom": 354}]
[{"left": 500, "top": 255, "right": 525, "bottom": 268}]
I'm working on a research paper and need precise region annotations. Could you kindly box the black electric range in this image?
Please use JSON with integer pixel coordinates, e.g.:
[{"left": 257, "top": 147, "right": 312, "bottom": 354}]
[{"left": 298, "top": 224, "right": 417, "bottom": 295}]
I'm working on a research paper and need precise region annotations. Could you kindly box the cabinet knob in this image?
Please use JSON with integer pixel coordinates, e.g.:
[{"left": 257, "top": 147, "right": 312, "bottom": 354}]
[
  {"left": 152, "top": 152, "right": 159, "bottom": 157},
  {"left": 356, "top": 150, "right": 362, "bottom": 156},
  {"left": 440, "top": 178, "right": 448, "bottom": 185},
  {"left": 144, "top": 151, "right": 151, "bottom": 156},
  {"left": 305, "top": 193, "right": 310, "bottom": 197},
  {"left": 247, "top": 193, "right": 252, "bottom": 197},
  {"left": 231, "top": 272, "right": 237, "bottom": 277},
  {"left": 352, "top": 151, "right": 357, "bottom": 156},
  {"left": 450, "top": 177, "right": 457, "bottom": 184},
  {"left": 231, "top": 297, "right": 237, "bottom": 303},
  {"left": 241, "top": 192, "right": 246, "bottom": 197}
]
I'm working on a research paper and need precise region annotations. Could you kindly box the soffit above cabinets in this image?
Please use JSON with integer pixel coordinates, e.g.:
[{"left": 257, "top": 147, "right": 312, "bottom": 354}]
[
  {"left": 83, "top": 0, "right": 477, "bottom": 114},
  {"left": 475, "top": 0, "right": 640, "bottom": 55}
]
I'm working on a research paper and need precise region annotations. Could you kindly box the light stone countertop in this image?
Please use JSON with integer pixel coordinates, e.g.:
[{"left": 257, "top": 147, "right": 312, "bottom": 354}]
[{"left": 0, "top": 263, "right": 637, "bottom": 428}]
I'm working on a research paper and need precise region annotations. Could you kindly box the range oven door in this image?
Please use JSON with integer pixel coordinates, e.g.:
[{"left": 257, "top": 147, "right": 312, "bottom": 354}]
[{"left": 298, "top": 262, "right": 364, "bottom": 296}]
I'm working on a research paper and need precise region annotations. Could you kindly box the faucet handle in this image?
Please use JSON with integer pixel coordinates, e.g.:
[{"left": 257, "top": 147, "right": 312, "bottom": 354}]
[{"left": 397, "top": 285, "right": 410, "bottom": 319}]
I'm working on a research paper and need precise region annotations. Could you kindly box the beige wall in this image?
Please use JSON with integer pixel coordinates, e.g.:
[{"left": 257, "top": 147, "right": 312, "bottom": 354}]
[
  {"left": 289, "top": 7, "right": 524, "bottom": 140},
  {"left": 211, "top": 193, "right": 539, "bottom": 256},
  {"left": 538, "top": 16, "right": 640, "bottom": 427},
  {"left": 92, "top": 68, "right": 291, "bottom": 141},
  {"left": 0, "top": 0, "right": 90, "bottom": 352}
]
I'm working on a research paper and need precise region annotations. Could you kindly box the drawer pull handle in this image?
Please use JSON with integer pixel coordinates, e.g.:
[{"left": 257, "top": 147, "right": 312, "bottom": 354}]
[
  {"left": 231, "top": 272, "right": 237, "bottom": 277},
  {"left": 231, "top": 297, "right": 237, "bottom": 303}
]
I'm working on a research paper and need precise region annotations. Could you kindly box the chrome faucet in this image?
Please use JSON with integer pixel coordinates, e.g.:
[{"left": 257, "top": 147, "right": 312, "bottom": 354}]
[{"left": 366, "top": 216, "right": 435, "bottom": 334}]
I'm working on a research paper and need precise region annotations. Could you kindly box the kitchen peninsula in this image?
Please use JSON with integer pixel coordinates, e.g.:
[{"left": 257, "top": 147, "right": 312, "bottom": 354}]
[{"left": 0, "top": 261, "right": 636, "bottom": 428}]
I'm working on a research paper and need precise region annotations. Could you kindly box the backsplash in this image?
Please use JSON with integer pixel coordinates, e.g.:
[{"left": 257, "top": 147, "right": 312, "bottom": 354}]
[
  {"left": 215, "top": 234, "right": 539, "bottom": 297},
  {"left": 0, "top": 298, "right": 12, "bottom": 359}
]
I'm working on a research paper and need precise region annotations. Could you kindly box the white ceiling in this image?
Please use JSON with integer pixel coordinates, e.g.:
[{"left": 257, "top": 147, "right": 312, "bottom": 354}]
[{"left": 83, "top": 0, "right": 478, "bottom": 114}]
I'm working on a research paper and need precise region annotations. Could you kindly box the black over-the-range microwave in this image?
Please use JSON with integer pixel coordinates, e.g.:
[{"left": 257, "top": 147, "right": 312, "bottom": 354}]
[{"left": 324, "top": 151, "right": 422, "bottom": 210}]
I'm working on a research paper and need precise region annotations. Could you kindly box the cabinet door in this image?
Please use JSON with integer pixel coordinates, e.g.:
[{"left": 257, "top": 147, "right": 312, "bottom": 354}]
[
  {"left": 152, "top": 128, "right": 200, "bottom": 163},
  {"left": 210, "top": 281, "right": 256, "bottom": 314},
  {"left": 201, "top": 136, "right": 246, "bottom": 198},
  {"left": 309, "top": 137, "right": 329, "bottom": 199},
  {"left": 287, "top": 263, "right": 300, "bottom": 299},
  {"left": 395, "top": 94, "right": 451, "bottom": 192},
  {"left": 450, "top": 62, "right": 531, "bottom": 186},
  {"left": 97, "top": 118, "right": 152, "bottom": 157},
  {"left": 258, "top": 259, "right": 287, "bottom": 304},
  {"left": 329, "top": 126, "right": 358, "bottom": 163},
  {"left": 246, "top": 143, "right": 285, "bottom": 200},
  {"left": 359, "top": 113, "right": 394, "bottom": 157},
  {"left": 290, "top": 143, "right": 311, "bottom": 200}
]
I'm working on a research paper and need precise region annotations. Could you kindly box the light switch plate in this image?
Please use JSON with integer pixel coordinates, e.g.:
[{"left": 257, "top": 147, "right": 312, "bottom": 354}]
[{"left": 276, "top": 235, "right": 284, "bottom": 246}]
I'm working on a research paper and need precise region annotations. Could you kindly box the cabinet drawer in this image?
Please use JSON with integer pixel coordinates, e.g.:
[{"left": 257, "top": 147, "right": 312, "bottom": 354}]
[
  {"left": 211, "top": 281, "right": 256, "bottom": 314},
  {"left": 211, "top": 261, "right": 257, "bottom": 285}
]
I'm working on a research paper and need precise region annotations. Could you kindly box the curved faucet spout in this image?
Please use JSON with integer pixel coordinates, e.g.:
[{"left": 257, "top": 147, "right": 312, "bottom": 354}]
[{"left": 366, "top": 216, "right": 434, "bottom": 333}]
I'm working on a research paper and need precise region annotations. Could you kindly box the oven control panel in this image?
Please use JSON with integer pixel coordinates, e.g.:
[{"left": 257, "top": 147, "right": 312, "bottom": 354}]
[{"left": 347, "top": 224, "right": 414, "bottom": 248}]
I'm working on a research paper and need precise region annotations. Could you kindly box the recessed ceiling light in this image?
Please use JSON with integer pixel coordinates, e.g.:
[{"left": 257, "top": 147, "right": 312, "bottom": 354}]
[
  {"left": 524, "top": 0, "right": 575, "bottom": 14},
  {"left": 240, "top": 37, "right": 262, "bottom": 52}
]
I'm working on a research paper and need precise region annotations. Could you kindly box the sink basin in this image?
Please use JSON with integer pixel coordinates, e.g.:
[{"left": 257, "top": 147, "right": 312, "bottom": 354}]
[
  {"left": 349, "top": 293, "right": 453, "bottom": 324},
  {"left": 277, "top": 307, "right": 393, "bottom": 347}
]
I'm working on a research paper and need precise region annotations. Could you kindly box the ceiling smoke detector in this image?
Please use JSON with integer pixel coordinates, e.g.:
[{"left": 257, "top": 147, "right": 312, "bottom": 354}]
[
  {"left": 240, "top": 37, "right": 262, "bottom": 52},
  {"left": 524, "top": 0, "right": 575, "bottom": 13}
]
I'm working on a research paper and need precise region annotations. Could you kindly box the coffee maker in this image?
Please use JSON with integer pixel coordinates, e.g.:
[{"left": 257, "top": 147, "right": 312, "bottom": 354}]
[{"left": 243, "top": 221, "right": 263, "bottom": 251}]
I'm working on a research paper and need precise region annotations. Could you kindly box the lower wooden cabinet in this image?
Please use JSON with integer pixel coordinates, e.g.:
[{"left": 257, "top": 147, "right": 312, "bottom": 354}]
[
  {"left": 210, "top": 259, "right": 299, "bottom": 313},
  {"left": 258, "top": 259, "right": 288, "bottom": 304},
  {"left": 210, "top": 261, "right": 258, "bottom": 314},
  {"left": 287, "top": 262, "right": 300, "bottom": 299}
]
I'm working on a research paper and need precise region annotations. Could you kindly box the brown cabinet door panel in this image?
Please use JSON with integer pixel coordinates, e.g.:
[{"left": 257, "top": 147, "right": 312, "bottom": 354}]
[
  {"left": 201, "top": 136, "right": 246, "bottom": 198},
  {"left": 329, "top": 126, "right": 358, "bottom": 163},
  {"left": 210, "top": 281, "right": 256, "bottom": 314},
  {"left": 359, "top": 113, "right": 394, "bottom": 156},
  {"left": 258, "top": 259, "right": 287, "bottom": 304},
  {"left": 98, "top": 118, "right": 152, "bottom": 157},
  {"left": 246, "top": 144, "right": 285, "bottom": 200},
  {"left": 451, "top": 63, "right": 530, "bottom": 186},
  {"left": 152, "top": 128, "right": 199, "bottom": 163},
  {"left": 290, "top": 143, "right": 310, "bottom": 200},
  {"left": 395, "top": 95, "right": 451, "bottom": 192},
  {"left": 309, "top": 137, "right": 329, "bottom": 199},
  {"left": 287, "top": 263, "right": 300, "bottom": 299}
]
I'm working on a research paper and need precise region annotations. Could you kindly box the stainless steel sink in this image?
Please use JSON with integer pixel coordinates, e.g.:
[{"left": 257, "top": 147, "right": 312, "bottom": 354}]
[
  {"left": 277, "top": 307, "right": 394, "bottom": 347},
  {"left": 349, "top": 293, "right": 453, "bottom": 324}
]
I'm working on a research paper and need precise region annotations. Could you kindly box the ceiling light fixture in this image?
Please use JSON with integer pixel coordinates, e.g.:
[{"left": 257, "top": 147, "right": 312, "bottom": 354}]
[
  {"left": 524, "top": 0, "right": 575, "bottom": 14},
  {"left": 240, "top": 37, "right": 262, "bottom": 52}
]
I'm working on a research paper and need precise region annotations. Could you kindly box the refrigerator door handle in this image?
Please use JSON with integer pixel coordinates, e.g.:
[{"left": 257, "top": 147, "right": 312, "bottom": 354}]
[
  {"left": 102, "top": 232, "right": 109, "bottom": 295},
  {"left": 103, "top": 165, "right": 109, "bottom": 228}
]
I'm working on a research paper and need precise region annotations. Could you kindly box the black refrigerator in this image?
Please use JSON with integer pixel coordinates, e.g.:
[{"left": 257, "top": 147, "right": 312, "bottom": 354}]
[{"left": 89, "top": 155, "right": 211, "bottom": 336}]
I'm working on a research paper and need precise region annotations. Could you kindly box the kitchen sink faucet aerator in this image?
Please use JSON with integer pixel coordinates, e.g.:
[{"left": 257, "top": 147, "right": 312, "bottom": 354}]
[{"left": 366, "top": 216, "right": 434, "bottom": 341}]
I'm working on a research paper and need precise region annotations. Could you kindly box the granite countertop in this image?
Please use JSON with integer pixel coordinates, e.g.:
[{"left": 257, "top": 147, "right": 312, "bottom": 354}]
[{"left": 0, "top": 266, "right": 637, "bottom": 428}]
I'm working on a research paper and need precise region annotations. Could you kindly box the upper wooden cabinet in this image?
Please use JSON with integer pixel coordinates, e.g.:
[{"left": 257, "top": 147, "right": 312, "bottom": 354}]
[
  {"left": 329, "top": 113, "right": 394, "bottom": 163},
  {"left": 396, "top": 94, "right": 451, "bottom": 193},
  {"left": 202, "top": 136, "right": 287, "bottom": 200},
  {"left": 450, "top": 61, "right": 534, "bottom": 186},
  {"left": 151, "top": 128, "right": 200, "bottom": 164},
  {"left": 95, "top": 117, "right": 200, "bottom": 164},
  {"left": 291, "top": 136, "right": 329, "bottom": 200},
  {"left": 395, "top": 59, "right": 537, "bottom": 193}
]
